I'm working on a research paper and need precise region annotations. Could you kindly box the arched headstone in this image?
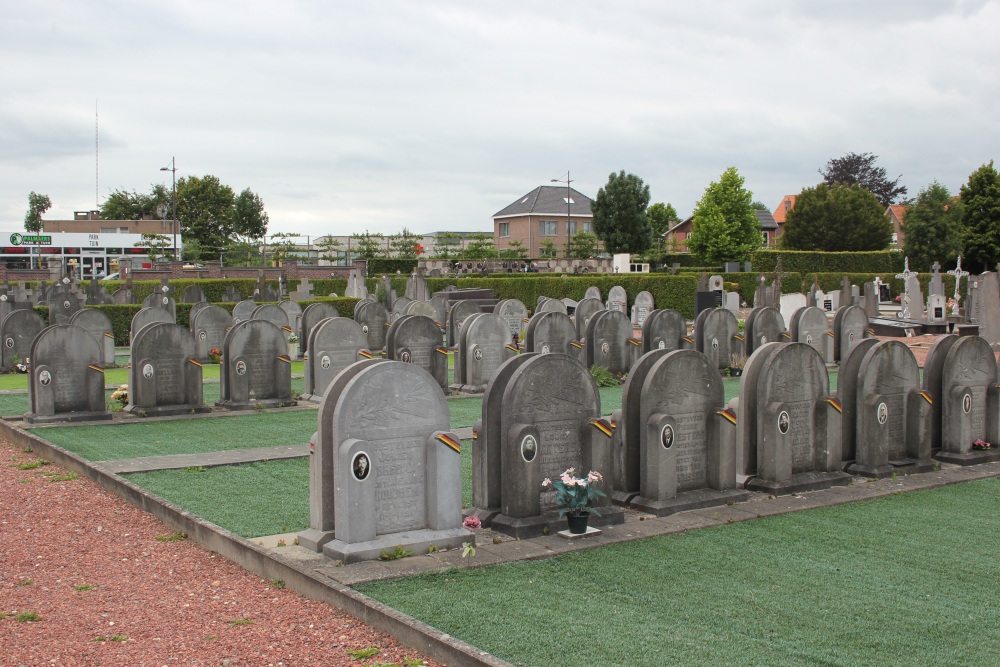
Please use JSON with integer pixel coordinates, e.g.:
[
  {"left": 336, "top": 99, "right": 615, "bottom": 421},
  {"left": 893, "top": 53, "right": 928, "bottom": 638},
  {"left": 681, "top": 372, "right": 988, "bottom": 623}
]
[
  {"left": 126, "top": 322, "right": 208, "bottom": 417},
  {"left": 68, "top": 308, "right": 115, "bottom": 366},
  {"left": 25, "top": 324, "right": 110, "bottom": 424},
  {"left": 301, "top": 318, "right": 371, "bottom": 402}
]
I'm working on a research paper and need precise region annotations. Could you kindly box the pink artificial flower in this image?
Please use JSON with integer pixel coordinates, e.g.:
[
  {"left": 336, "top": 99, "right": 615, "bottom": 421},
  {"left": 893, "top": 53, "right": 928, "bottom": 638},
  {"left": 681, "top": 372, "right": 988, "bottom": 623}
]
[
  {"left": 588, "top": 471, "right": 603, "bottom": 483},
  {"left": 463, "top": 516, "right": 482, "bottom": 530},
  {"left": 541, "top": 477, "right": 551, "bottom": 487}
]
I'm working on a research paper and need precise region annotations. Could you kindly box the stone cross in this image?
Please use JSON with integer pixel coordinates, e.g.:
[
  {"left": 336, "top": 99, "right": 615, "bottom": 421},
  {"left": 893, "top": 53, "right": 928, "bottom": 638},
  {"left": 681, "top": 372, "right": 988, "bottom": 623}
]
[
  {"left": 895, "top": 256, "right": 918, "bottom": 319},
  {"left": 947, "top": 256, "right": 970, "bottom": 316}
]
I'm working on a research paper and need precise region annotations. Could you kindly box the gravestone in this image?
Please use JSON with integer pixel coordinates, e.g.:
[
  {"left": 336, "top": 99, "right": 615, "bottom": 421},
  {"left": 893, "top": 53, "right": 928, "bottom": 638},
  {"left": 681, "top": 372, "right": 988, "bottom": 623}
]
[
  {"left": 446, "top": 300, "right": 481, "bottom": 347},
  {"left": 278, "top": 300, "right": 303, "bottom": 341},
  {"left": 743, "top": 306, "right": 786, "bottom": 357},
  {"left": 935, "top": 336, "right": 1000, "bottom": 465},
  {"left": 252, "top": 304, "right": 292, "bottom": 341},
  {"left": 862, "top": 281, "right": 879, "bottom": 319},
  {"left": 624, "top": 350, "right": 747, "bottom": 515},
  {"left": 947, "top": 257, "right": 969, "bottom": 318},
  {"left": 839, "top": 276, "right": 855, "bottom": 308},
  {"left": 288, "top": 278, "right": 315, "bottom": 302},
  {"left": 845, "top": 340, "right": 934, "bottom": 477},
  {"left": 253, "top": 275, "right": 278, "bottom": 302},
  {"left": 928, "top": 261, "right": 945, "bottom": 296},
  {"left": 473, "top": 353, "right": 622, "bottom": 538},
  {"left": 404, "top": 300, "right": 437, "bottom": 320},
  {"left": 24, "top": 324, "right": 111, "bottom": 424},
  {"left": 391, "top": 296, "right": 414, "bottom": 321},
  {"left": 354, "top": 300, "right": 389, "bottom": 352},
  {"left": 695, "top": 308, "right": 739, "bottom": 370},
  {"left": 386, "top": 314, "right": 449, "bottom": 391},
  {"left": 452, "top": 313, "right": 515, "bottom": 394},
  {"left": 300, "top": 302, "right": 340, "bottom": 356},
  {"left": 305, "top": 361, "right": 468, "bottom": 563},
  {"left": 190, "top": 304, "right": 234, "bottom": 363},
  {"left": 574, "top": 297, "right": 606, "bottom": 341},
  {"left": 525, "top": 311, "right": 584, "bottom": 361},
  {"left": 142, "top": 285, "right": 176, "bottom": 320},
  {"left": 189, "top": 301, "right": 211, "bottom": 324},
  {"left": 642, "top": 309, "right": 686, "bottom": 354},
  {"left": 180, "top": 285, "right": 207, "bottom": 303},
  {"left": 536, "top": 297, "right": 567, "bottom": 314},
  {"left": 428, "top": 294, "right": 450, "bottom": 328},
  {"left": 68, "top": 309, "right": 115, "bottom": 366},
  {"left": 585, "top": 309, "right": 631, "bottom": 374},
  {"left": 126, "top": 322, "right": 209, "bottom": 417},
  {"left": 778, "top": 293, "right": 807, "bottom": 326},
  {"left": 630, "top": 291, "right": 654, "bottom": 328},
  {"left": 0, "top": 292, "right": 29, "bottom": 329},
  {"left": 344, "top": 268, "right": 368, "bottom": 299},
  {"left": 112, "top": 286, "right": 134, "bottom": 305},
  {"left": 494, "top": 299, "right": 529, "bottom": 344},
  {"left": 607, "top": 286, "right": 627, "bottom": 314},
  {"left": 832, "top": 305, "right": 869, "bottom": 363},
  {"left": 926, "top": 293, "right": 947, "bottom": 324},
  {"left": 836, "top": 338, "right": 881, "bottom": 463},
  {"left": 232, "top": 299, "right": 258, "bottom": 324},
  {"left": 972, "top": 272, "right": 1000, "bottom": 343},
  {"left": 1, "top": 309, "right": 46, "bottom": 372},
  {"left": 130, "top": 307, "right": 174, "bottom": 345},
  {"left": 905, "top": 276, "right": 925, "bottom": 320},
  {"left": 222, "top": 285, "right": 242, "bottom": 303},
  {"left": 788, "top": 306, "right": 831, "bottom": 362},
  {"left": 584, "top": 286, "right": 602, "bottom": 301},
  {"left": 405, "top": 271, "right": 430, "bottom": 302},
  {"left": 84, "top": 278, "right": 113, "bottom": 306},
  {"left": 45, "top": 281, "right": 85, "bottom": 326},
  {"left": 216, "top": 319, "right": 295, "bottom": 410},
  {"left": 301, "top": 317, "right": 371, "bottom": 402},
  {"left": 379, "top": 275, "right": 398, "bottom": 312},
  {"left": 737, "top": 343, "right": 849, "bottom": 494}
]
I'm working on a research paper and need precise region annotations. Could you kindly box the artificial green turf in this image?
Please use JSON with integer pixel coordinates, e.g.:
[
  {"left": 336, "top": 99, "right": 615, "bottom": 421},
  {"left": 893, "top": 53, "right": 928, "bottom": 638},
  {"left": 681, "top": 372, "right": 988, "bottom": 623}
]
[
  {"left": 40, "top": 410, "right": 319, "bottom": 461},
  {"left": 359, "top": 477, "right": 1000, "bottom": 667},
  {"left": 126, "top": 458, "right": 309, "bottom": 538}
]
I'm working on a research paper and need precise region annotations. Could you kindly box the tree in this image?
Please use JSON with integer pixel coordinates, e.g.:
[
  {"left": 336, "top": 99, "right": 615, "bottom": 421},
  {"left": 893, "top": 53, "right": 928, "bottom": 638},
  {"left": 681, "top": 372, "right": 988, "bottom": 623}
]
[
  {"left": 267, "top": 232, "right": 299, "bottom": 266},
  {"left": 646, "top": 202, "right": 679, "bottom": 253},
  {"left": 779, "top": 183, "right": 891, "bottom": 251},
  {"left": 24, "top": 192, "right": 52, "bottom": 233},
  {"left": 591, "top": 170, "right": 652, "bottom": 255},
  {"left": 567, "top": 231, "right": 599, "bottom": 259},
  {"left": 464, "top": 233, "right": 497, "bottom": 260},
  {"left": 351, "top": 231, "right": 387, "bottom": 260},
  {"left": 316, "top": 236, "right": 344, "bottom": 264},
  {"left": 100, "top": 185, "right": 170, "bottom": 221},
  {"left": 902, "top": 182, "right": 963, "bottom": 272},
  {"left": 959, "top": 160, "right": 1000, "bottom": 274},
  {"left": 820, "top": 152, "right": 907, "bottom": 206},
  {"left": 175, "top": 175, "right": 236, "bottom": 260},
  {"left": 135, "top": 233, "right": 172, "bottom": 263},
  {"left": 231, "top": 189, "right": 269, "bottom": 245},
  {"left": 389, "top": 227, "right": 422, "bottom": 259},
  {"left": 750, "top": 200, "right": 770, "bottom": 211},
  {"left": 539, "top": 239, "right": 557, "bottom": 258},
  {"left": 433, "top": 232, "right": 462, "bottom": 259},
  {"left": 181, "top": 238, "right": 206, "bottom": 263},
  {"left": 686, "top": 167, "right": 760, "bottom": 264},
  {"left": 499, "top": 240, "right": 529, "bottom": 260}
]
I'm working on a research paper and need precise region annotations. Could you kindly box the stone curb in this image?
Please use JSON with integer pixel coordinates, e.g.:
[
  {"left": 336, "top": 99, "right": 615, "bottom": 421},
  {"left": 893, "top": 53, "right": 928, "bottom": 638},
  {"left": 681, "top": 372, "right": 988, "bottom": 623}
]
[{"left": 0, "top": 418, "right": 513, "bottom": 667}]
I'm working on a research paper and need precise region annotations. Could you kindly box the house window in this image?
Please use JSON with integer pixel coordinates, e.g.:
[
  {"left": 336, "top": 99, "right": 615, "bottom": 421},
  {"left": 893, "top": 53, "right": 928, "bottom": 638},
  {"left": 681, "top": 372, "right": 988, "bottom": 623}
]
[
  {"left": 499, "top": 222, "right": 510, "bottom": 238},
  {"left": 568, "top": 221, "right": 591, "bottom": 235},
  {"left": 539, "top": 220, "right": 558, "bottom": 236},
  {"left": 762, "top": 231, "right": 770, "bottom": 246},
  {"left": 891, "top": 232, "right": 898, "bottom": 245}
]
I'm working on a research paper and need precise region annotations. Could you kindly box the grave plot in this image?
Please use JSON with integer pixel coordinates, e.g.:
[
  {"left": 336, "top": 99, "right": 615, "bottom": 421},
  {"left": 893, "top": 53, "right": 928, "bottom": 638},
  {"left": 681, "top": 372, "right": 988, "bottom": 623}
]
[
  {"left": 25, "top": 324, "right": 111, "bottom": 424},
  {"left": 126, "top": 322, "right": 209, "bottom": 418},
  {"left": 217, "top": 319, "right": 296, "bottom": 411}
]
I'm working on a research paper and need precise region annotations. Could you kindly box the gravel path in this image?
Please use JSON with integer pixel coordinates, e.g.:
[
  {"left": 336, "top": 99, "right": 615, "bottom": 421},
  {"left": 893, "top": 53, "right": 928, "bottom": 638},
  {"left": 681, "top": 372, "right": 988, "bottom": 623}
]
[{"left": 0, "top": 438, "right": 440, "bottom": 667}]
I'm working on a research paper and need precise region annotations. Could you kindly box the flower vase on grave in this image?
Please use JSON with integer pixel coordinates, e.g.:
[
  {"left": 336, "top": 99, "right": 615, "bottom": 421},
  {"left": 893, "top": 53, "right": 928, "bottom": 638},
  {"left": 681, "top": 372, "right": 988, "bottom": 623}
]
[
  {"left": 566, "top": 512, "right": 590, "bottom": 535},
  {"left": 287, "top": 342, "right": 298, "bottom": 360}
]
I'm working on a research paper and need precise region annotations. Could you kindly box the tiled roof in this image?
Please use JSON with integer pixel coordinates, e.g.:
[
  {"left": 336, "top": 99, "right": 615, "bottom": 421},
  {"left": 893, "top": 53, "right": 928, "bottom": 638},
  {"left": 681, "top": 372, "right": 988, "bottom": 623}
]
[
  {"left": 493, "top": 185, "right": 593, "bottom": 218},
  {"left": 772, "top": 195, "right": 797, "bottom": 223},
  {"left": 887, "top": 204, "right": 907, "bottom": 223},
  {"left": 755, "top": 209, "right": 778, "bottom": 230}
]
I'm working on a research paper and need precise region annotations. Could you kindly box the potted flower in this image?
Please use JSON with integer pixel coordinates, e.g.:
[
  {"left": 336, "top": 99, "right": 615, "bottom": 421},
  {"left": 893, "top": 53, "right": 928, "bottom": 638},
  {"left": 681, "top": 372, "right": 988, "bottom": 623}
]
[
  {"left": 542, "top": 468, "right": 606, "bottom": 534},
  {"left": 286, "top": 334, "right": 300, "bottom": 360},
  {"left": 110, "top": 384, "right": 128, "bottom": 409},
  {"left": 729, "top": 352, "right": 747, "bottom": 378},
  {"left": 209, "top": 348, "right": 222, "bottom": 364},
  {"left": 973, "top": 438, "right": 992, "bottom": 451}
]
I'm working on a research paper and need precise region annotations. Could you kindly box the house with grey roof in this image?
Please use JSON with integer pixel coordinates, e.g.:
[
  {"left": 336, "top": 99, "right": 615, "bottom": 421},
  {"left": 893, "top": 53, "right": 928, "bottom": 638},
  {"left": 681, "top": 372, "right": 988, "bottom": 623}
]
[
  {"left": 493, "top": 185, "right": 594, "bottom": 258},
  {"left": 664, "top": 209, "right": 780, "bottom": 254}
]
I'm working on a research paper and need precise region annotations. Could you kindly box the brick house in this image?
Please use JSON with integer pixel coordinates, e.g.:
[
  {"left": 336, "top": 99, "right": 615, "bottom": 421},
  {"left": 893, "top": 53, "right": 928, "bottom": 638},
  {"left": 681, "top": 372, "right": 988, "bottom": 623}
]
[
  {"left": 663, "top": 209, "right": 778, "bottom": 253},
  {"left": 885, "top": 204, "right": 906, "bottom": 249},
  {"left": 493, "top": 185, "right": 593, "bottom": 258}
]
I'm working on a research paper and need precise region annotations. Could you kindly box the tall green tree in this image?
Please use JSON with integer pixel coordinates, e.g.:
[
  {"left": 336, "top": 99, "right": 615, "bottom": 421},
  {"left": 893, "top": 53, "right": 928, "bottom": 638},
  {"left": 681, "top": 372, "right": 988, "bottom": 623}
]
[
  {"left": 959, "top": 160, "right": 1000, "bottom": 273},
  {"left": 820, "top": 152, "right": 907, "bottom": 206},
  {"left": 24, "top": 192, "right": 52, "bottom": 233},
  {"left": 351, "top": 231, "right": 387, "bottom": 260},
  {"left": 230, "top": 188, "right": 269, "bottom": 246},
  {"left": 567, "top": 231, "right": 599, "bottom": 259},
  {"left": 780, "top": 183, "right": 891, "bottom": 251},
  {"left": 100, "top": 185, "right": 170, "bottom": 220},
  {"left": 433, "top": 232, "right": 462, "bottom": 259},
  {"left": 750, "top": 200, "right": 770, "bottom": 211},
  {"left": 686, "top": 167, "right": 760, "bottom": 264},
  {"left": 902, "top": 182, "right": 963, "bottom": 272},
  {"left": 464, "top": 232, "right": 498, "bottom": 260},
  {"left": 135, "top": 233, "right": 172, "bottom": 263},
  {"left": 317, "top": 236, "right": 345, "bottom": 264},
  {"left": 175, "top": 175, "right": 236, "bottom": 259},
  {"left": 646, "top": 202, "right": 679, "bottom": 237},
  {"left": 389, "top": 227, "right": 422, "bottom": 258},
  {"left": 591, "top": 170, "right": 652, "bottom": 255},
  {"left": 499, "top": 240, "right": 529, "bottom": 260}
]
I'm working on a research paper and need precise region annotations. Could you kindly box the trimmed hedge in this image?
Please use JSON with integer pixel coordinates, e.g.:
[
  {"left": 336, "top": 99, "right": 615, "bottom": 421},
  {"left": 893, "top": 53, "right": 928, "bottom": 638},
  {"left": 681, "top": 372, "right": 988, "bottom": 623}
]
[
  {"left": 368, "top": 259, "right": 419, "bottom": 275},
  {"left": 751, "top": 250, "right": 904, "bottom": 275},
  {"left": 651, "top": 254, "right": 711, "bottom": 268}
]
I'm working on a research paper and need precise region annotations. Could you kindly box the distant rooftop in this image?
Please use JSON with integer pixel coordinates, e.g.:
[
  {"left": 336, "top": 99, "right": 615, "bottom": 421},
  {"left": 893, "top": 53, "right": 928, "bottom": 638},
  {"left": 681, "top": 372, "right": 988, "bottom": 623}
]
[{"left": 493, "top": 185, "right": 593, "bottom": 218}]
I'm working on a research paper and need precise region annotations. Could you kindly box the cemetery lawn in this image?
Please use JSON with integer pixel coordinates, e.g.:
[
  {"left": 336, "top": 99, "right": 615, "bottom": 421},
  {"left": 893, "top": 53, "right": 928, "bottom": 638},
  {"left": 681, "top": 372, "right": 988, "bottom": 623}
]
[
  {"left": 40, "top": 411, "right": 317, "bottom": 461},
  {"left": 358, "top": 476, "right": 1000, "bottom": 667},
  {"left": 127, "top": 458, "right": 309, "bottom": 538}
]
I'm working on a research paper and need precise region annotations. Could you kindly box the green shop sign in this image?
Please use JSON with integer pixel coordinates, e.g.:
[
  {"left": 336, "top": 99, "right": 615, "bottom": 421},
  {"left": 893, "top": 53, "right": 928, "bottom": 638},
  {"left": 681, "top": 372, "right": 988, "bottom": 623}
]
[{"left": 9, "top": 233, "right": 52, "bottom": 246}]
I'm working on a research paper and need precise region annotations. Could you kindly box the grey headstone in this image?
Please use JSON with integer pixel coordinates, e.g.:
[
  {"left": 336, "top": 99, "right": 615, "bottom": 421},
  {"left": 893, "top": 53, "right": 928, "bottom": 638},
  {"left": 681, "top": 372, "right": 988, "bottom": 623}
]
[
  {"left": 939, "top": 336, "right": 999, "bottom": 459},
  {"left": 216, "top": 319, "right": 295, "bottom": 410},
  {"left": 833, "top": 305, "right": 869, "bottom": 363},
  {"left": 631, "top": 291, "right": 655, "bottom": 327},
  {"left": 111, "top": 287, "right": 136, "bottom": 304},
  {"left": 574, "top": 297, "right": 606, "bottom": 341},
  {"left": 405, "top": 272, "right": 430, "bottom": 302},
  {"left": 25, "top": 324, "right": 110, "bottom": 424},
  {"left": 300, "top": 302, "right": 340, "bottom": 356},
  {"left": 744, "top": 306, "right": 786, "bottom": 357},
  {"left": 189, "top": 300, "right": 211, "bottom": 325},
  {"left": 130, "top": 307, "right": 174, "bottom": 345},
  {"left": 537, "top": 297, "right": 568, "bottom": 314},
  {"left": 312, "top": 361, "right": 466, "bottom": 563},
  {"left": 125, "top": 322, "right": 208, "bottom": 417},
  {"left": 232, "top": 299, "right": 257, "bottom": 324},
  {"left": 288, "top": 278, "right": 315, "bottom": 302},
  {"left": 404, "top": 300, "right": 437, "bottom": 320},
  {"left": 642, "top": 309, "right": 686, "bottom": 354},
  {"left": 584, "top": 286, "right": 602, "bottom": 301},
  {"left": 354, "top": 300, "right": 389, "bottom": 352},
  {"left": 190, "top": 304, "right": 234, "bottom": 363},
  {"left": 526, "top": 311, "right": 582, "bottom": 361},
  {"left": 46, "top": 283, "right": 85, "bottom": 326},
  {"left": 926, "top": 293, "right": 947, "bottom": 323},
  {"left": 345, "top": 269, "right": 369, "bottom": 299},
  {"left": 222, "top": 285, "right": 242, "bottom": 303},
  {"left": 973, "top": 273, "right": 1000, "bottom": 342},
  {"left": 446, "top": 300, "right": 481, "bottom": 347},
  {"left": 302, "top": 317, "right": 371, "bottom": 402},
  {"left": 788, "top": 306, "right": 831, "bottom": 362},
  {"left": 386, "top": 314, "right": 449, "bottom": 391},
  {"left": 929, "top": 261, "right": 945, "bottom": 296},
  {"left": 455, "top": 313, "right": 513, "bottom": 393},
  {"left": 180, "top": 285, "right": 207, "bottom": 304},
  {"left": 904, "top": 276, "right": 925, "bottom": 320},
  {"left": 607, "top": 285, "right": 628, "bottom": 314},
  {"left": 142, "top": 289, "right": 176, "bottom": 321},
  {"left": 695, "top": 308, "right": 738, "bottom": 370},
  {"left": 253, "top": 276, "right": 278, "bottom": 302},
  {"left": 68, "top": 308, "right": 115, "bottom": 366},
  {"left": 0, "top": 309, "right": 46, "bottom": 372},
  {"left": 252, "top": 303, "right": 292, "bottom": 341},
  {"left": 586, "top": 309, "right": 632, "bottom": 374},
  {"left": 835, "top": 337, "right": 881, "bottom": 462},
  {"left": 391, "top": 296, "right": 414, "bottom": 321},
  {"left": 278, "top": 300, "right": 303, "bottom": 341},
  {"left": 494, "top": 299, "right": 529, "bottom": 344}
]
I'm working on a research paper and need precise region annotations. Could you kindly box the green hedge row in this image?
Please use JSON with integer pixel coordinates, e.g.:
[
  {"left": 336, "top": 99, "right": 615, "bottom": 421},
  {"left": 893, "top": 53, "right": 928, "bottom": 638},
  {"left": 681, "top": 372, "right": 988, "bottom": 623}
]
[
  {"left": 750, "top": 250, "right": 905, "bottom": 274},
  {"left": 368, "top": 259, "right": 419, "bottom": 275},
  {"left": 650, "top": 254, "right": 713, "bottom": 268}
]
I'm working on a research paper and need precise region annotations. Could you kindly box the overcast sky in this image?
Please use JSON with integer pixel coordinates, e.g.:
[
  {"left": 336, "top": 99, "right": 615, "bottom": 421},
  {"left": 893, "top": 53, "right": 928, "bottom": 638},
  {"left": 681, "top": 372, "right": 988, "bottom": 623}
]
[{"left": 2, "top": 1, "right": 997, "bottom": 239}]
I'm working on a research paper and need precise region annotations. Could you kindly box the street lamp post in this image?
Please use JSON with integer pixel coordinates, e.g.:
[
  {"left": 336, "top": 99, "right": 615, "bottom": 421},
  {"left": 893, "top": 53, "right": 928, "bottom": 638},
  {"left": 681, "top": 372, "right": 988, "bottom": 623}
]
[
  {"left": 551, "top": 171, "right": 572, "bottom": 258},
  {"left": 160, "top": 157, "right": 177, "bottom": 260}
]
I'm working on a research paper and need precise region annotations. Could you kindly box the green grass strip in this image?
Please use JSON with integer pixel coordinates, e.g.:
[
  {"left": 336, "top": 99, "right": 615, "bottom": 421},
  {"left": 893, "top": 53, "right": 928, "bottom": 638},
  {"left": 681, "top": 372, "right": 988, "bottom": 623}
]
[
  {"left": 41, "top": 411, "right": 318, "bottom": 461},
  {"left": 126, "top": 458, "right": 309, "bottom": 538},
  {"left": 359, "top": 477, "right": 1000, "bottom": 667}
]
